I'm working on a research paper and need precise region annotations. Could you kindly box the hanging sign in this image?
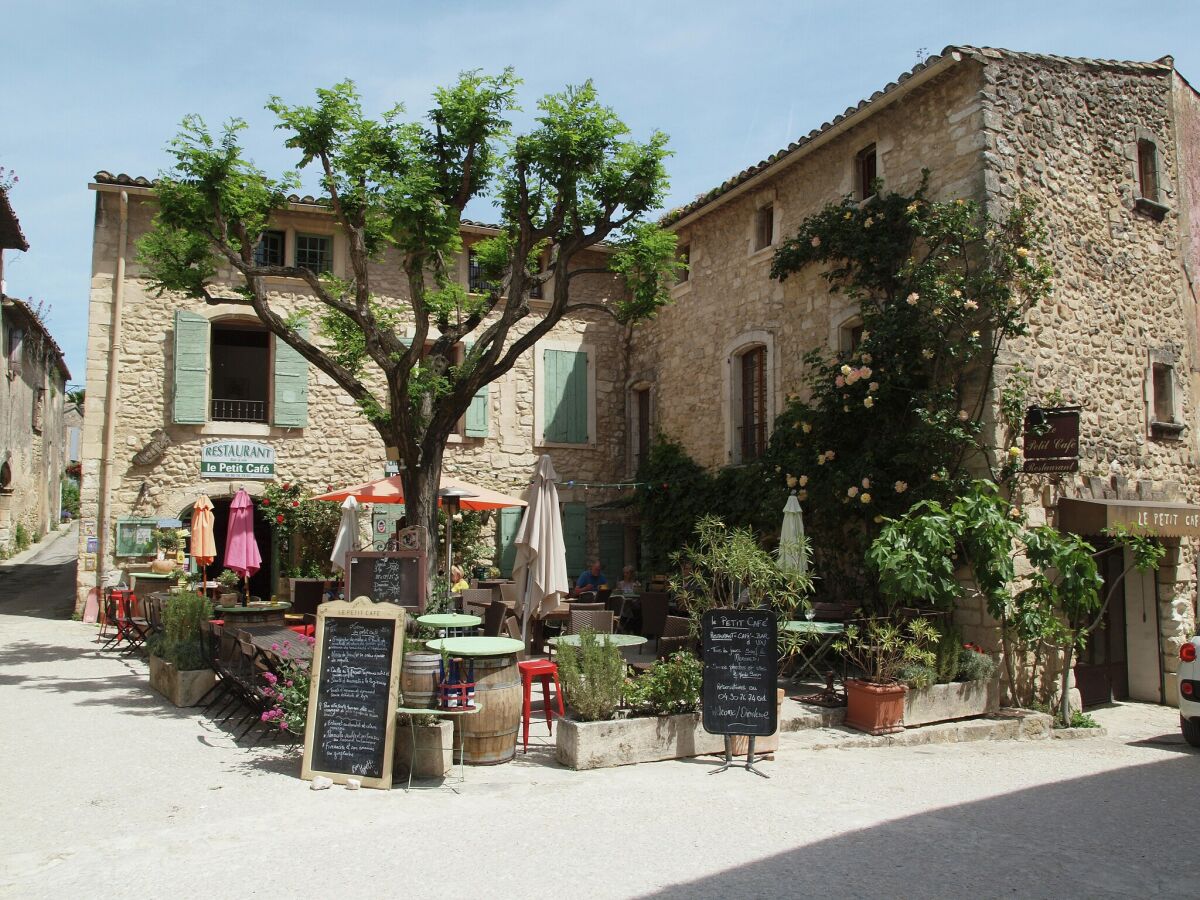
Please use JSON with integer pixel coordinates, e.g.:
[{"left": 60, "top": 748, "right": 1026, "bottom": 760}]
[
  {"left": 200, "top": 440, "right": 276, "bottom": 479},
  {"left": 1023, "top": 407, "right": 1080, "bottom": 474}
]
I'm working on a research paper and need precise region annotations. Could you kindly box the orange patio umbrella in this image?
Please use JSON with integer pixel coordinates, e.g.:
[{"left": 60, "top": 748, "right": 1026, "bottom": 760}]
[
  {"left": 191, "top": 494, "right": 217, "bottom": 586},
  {"left": 313, "top": 474, "right": 527, "bottom": 511}
]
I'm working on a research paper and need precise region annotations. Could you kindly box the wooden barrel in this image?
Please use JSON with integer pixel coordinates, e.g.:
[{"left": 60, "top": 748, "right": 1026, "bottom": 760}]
[
  {"left": 401, "top": 653, "right": 442, "bottom": 710},
  {"left": 456, "top": 653, "right": 521, "bottom": 765}
]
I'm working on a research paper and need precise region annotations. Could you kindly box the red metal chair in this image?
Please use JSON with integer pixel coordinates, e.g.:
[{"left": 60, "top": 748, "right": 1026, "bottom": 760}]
[{"left": 517, "top": 659, "right": 563, "bottom": 751}]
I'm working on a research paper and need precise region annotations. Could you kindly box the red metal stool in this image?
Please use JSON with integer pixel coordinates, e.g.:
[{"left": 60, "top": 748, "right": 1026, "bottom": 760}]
[{"left": 518, "top": 659, "right": 564, "bottom": 751}]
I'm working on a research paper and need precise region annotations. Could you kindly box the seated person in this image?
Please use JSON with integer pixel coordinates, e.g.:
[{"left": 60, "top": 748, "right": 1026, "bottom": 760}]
[
  {"left": 448, "top": 565, "right": 469, "bottom": 594},
  {"left": 576, "top": 559, "right": 608, "bottom": 594},
  {"left": 616, "top": 565, "right": 639, "bottom": 594}
]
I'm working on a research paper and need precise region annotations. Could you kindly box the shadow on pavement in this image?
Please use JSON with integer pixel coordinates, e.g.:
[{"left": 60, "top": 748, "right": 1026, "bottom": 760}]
[{"left": 643, "top": 752, "right": 1197, "bottom": 899}]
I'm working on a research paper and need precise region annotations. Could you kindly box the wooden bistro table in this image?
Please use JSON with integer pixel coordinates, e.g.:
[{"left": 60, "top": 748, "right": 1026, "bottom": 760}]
[
  {"left": 240, "top": 624, "right": 314, "bottom": 663},
  {"left": 213, "top": 601, "right": 292, "bottom": 626},
  {"left": 782, "top": 620, "right": 846, "bottom": 681},
  {"left": 416, "top": 613, "right": 482, "bottom": 638},
  {"left": 424, "top": 636, "right": 524, "bottom": 765}
]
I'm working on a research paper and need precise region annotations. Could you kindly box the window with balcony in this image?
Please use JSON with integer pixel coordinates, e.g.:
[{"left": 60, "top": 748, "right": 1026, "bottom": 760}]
[{"left": 210, "top": 324, "right": 270, "bottom": 423}]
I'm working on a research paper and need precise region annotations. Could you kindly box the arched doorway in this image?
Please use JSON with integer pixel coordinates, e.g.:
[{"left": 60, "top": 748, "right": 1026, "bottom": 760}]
[{"left": 181, "top": 496, "right": 275, "bottom": 600}]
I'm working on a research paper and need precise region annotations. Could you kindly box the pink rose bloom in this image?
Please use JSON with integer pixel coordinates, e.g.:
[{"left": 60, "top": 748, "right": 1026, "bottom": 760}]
[{"left": 835, "top": 375, "right": 846, "bottom": 388}]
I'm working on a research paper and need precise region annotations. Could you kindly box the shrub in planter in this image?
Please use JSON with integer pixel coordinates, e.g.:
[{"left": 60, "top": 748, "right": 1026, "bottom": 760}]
[
  {"left": 956, "top": 647, "right": 997, "bottom": 682},
  {"left": 898, "top": 663, "right": 937, "bottom": 690},
  {"left": 260, "top": 638, "right": 314, "bottom": 736},
  {"left": 556, "top": 628, "right": 626, "bottom": 722},
  {"left": 147, "top": 590, "right": 214, "bottom": 706},
  {"left": 625, "top": 652, "right": 702, "bottom": 716},
  {"left": 835, "top": 617, "right": 937, "bottom": 735}
]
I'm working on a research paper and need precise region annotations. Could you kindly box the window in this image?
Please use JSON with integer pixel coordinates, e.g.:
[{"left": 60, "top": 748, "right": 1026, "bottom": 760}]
[
  {"left": 32, "top": 388, "right": 45, "bottom": 433},
  {"left": 468, "top": 249, "right": 496, "bottom": 294},
  {"left": 210, "top": 324, "right": 271, "bottom": 423},
  {"left": 754, "top": 205, "right": 775, "bottom": 251},
  {"left": 632, "top": 385, "right": 652, "bottom": 472},
  {"left": 1137, "top": 139, "right": 1159, "bottom": 203},
  {"left": 254, "top": 230, "right": 285, "bottom": 267},
  {"left": 1152, "top": 363, "right": 1173, "bottom": 423},
  {"left": 737, "top": 346, "right": 767, "bottom": 462},
  {"left": 536, "top": 342, "right": 595, "bottom": 446},
  {"left": 7, "top": 326, "right": 23, "bottom": 376},
  {"left": 856, "top": 144, "right": 878, "bottom": 201},
  {"left": 295, "top": 234, "right": 332, "bottom": 273},
  {"left": 172, "top": 310, "right": 310, "bottom": 428},
  {"left": 1147, "top": 351, "right": 1184, "bottom": 439},
  {"left": 675, "top": 244, "right": 690, "bottom": 284},
  {"left": 529, "top": 278, "right": 543, "bottom": 300},
  {"left": 414, "top": 338, "right": 488, "bottom": 438}
]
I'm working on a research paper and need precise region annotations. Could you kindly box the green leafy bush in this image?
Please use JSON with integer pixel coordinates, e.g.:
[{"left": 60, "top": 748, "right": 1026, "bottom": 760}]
[
  {"left": 147, "top": 591, "right": 211, "bottom": 670},
  {"left": 1067, "top": 710, "right": 1099, "bottom": 729},
  {"left": 556, "top": 628, "right": 626, "bottom": 722},
  {"left": 13, "top": 524, "right": 30, "bottom": 551},
  {"left": 898, "top": 663, "right": 937, "bottom": 690},
  {"left": 933, "top": 622, "right": 963, "bottom": 684},
  {"left": 834, "top": 617, "right": 938, "bottom": 684},
  {"left": 956, "top": 648, "right": 997, "bottom": 682},
  {"left": 61, "top": 478, "right": 80, "bottom": 517},
  {"left": 625, "top": 652, "right": 703, "bottom": 716}
]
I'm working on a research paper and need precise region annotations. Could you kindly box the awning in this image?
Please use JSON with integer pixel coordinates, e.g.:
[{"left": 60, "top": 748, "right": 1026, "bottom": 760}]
[{"left": 1057, "top": 497, "right": 1200, "bottom": 538}]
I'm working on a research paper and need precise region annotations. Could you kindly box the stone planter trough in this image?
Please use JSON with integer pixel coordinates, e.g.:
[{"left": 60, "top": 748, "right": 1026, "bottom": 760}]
[
  {"left": 148, "top": 655, "right": 216, "bottom": 707},
  {"left": 904, "top": 679, "right": 999, "bottom": 728},
  {"left": 556, "top": 713, "right": 725, "bottom": 770},
  {"left": 395, "top": 719, "right": 454, "bottom": 779}
]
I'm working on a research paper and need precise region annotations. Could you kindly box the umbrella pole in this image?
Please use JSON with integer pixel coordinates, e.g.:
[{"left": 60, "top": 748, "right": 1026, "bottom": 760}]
[{"left": 241, "top": 573, "right": 248, "bottom": 607}]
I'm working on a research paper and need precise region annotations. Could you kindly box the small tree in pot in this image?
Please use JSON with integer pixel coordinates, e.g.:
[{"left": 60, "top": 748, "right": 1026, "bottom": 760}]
[
  {"left": 147, "top": 590, "right": 215, "bottom": 707},
  {"left": 834, "top": 618, "right": 937, "bottom": 734}
]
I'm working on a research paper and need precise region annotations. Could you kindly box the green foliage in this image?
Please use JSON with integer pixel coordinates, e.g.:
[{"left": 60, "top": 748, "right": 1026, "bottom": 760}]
[
  {"left": 608, "top": 222, "right": 683, "bottom": 322},
  {"left": 1066, "top": 710, "right": 1099, "bottom": 729},
  {"left": 148, "top": 590, "right": 211, "bottom": 670},
  {"left": 216, "top": 568, "right": 241, "bottom": 590},
  {"left": 834, "top": 617, "right": 938, "bottom": 684},
  {"left": 763, "top": 179, "right": 1053, "bottom": 604},
  {"left": 260, "top": 641, "right": 313, "bottom": 736},
  {"left": 956, "top": 648, "right": 998, "bottom": 682},
  {"left": 933, "top": 622, "right": 963, "bottom": 684},
  {"left": 152, "top": 528, "right": 182, "bottom": 552},
  {"left": 13, "top": 524, "right": 30, "bottom": 551},
  {"left": 264, "top": 481, "right": 343, "bottom": 578},
  {"left": 61, "top": 478, "right": 80, "bottom": 517},
  {"left": 898, "top": 663, "right": 937, "bottom": 690},
  {"left": 556, "top": 628, "right": 626, "bottom": 721},
  {"left": 625, "top": 652, "right": 703, "bottom": 716}
]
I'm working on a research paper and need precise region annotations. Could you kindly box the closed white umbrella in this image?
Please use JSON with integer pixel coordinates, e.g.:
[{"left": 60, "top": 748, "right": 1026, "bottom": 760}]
[
  {"left": 330, "top": 496, "right": 359, "bottom": 572},
  {"left": 514, "top": 455, "right": 570, "bottom": 641},
  {"left": 778, "top": 492, "right": 808, "bottom": 577}
]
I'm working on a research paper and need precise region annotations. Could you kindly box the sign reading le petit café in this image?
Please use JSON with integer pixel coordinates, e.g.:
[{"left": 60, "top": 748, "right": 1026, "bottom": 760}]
[{"left": 201, "top": 440, "right": 276, "bottom": 479}]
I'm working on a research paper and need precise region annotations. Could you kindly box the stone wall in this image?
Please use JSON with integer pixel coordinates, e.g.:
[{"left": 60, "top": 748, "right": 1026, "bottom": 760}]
[{"left": 76, "top": 188, "right": 632, "bottom": 607}]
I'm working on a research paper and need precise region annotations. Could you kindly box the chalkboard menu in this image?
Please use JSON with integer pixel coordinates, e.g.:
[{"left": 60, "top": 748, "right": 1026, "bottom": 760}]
[
  {"left": 345, "top": 552, "right": 426, "bottom": 612},
  {"left": 702, "top": 609, "right": 778, "bottom": 737},
  {"left": 301, "top": 598, "right": 406, "bottom": 790}
]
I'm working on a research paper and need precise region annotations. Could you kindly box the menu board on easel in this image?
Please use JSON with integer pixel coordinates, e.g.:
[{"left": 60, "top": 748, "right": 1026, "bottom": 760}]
[
  {"left": 702, "top": 609, "right": 778, "bottom": 737},
  {"left": 344, "top": 552, "right": 426, "bottom": 612},
  {"left": 301, "top": 598, "right": 406, "bottom": 790}
]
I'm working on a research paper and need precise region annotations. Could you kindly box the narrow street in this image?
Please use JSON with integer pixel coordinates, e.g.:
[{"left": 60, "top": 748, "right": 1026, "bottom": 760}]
[{"left": 0, "top": 523, "right": 77, "bottom": 619}]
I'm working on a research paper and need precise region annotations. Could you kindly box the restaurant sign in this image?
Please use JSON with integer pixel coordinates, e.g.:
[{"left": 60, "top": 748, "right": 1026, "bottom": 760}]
[
  {"left": 1023, "top": 406, "right": 1081, "bottom": 474},
  {"left": 200, "top": 440, "right": 276, "bottom": 479}
]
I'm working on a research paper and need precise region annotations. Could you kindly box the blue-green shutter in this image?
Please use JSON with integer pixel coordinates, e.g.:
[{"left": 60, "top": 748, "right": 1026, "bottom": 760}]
[
  {"left": 597, "top": 523, "right": 625, "bottom": 578},
  {"left": 462, "top": 340, "right": 489, "bottom": 437},
  {"left": 497, "top": 506, "right": 522, "bottom": 577},
  {"left": 544, "top": 349, "right": 588, "bottom": 443},
  {"left": 172, "top": 310, "right": 210, "bottom": 424},
  {"left": 273, "top": 326, "right": 309, "bottom": 428},
  {"left": 563, "top": 502, "right": 588, "bottom": 579}
]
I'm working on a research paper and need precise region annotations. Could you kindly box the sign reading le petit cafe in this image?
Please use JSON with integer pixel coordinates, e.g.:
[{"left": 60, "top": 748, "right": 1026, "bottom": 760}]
[{"left": 201, "top": 440, "right": 276, "bottom": 479}]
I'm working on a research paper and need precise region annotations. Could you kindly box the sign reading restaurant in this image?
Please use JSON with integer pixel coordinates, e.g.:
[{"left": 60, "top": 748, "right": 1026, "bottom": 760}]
[{"left": 200, "top": 440, "right": 276, "bottom": 479}]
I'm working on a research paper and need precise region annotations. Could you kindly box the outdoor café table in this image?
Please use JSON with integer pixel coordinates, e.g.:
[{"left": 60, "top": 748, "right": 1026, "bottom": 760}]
[
  {"left": 782, "top": 620, "right": 846, "bottom": 681},
  {"left": 394, "top": 703, "right": 482, "bottom": 791},
  {"left": 423, "top": 636, "right": 524, "bottom": 765},
  {"left": 214, "top": 601, "right": 292, "bottom": 626},
  {"left": 416, "top": 613, "right": 482, "bottom": 637},
  {"left": 239, "top": 623, "right": 314, "bottom": 663}
]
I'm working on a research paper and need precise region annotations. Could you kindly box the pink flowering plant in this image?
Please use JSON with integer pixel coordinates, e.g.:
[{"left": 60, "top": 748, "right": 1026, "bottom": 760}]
[
  {"left": 260, "top": 636, "right": 315, "bottom": 736},
  {"left": 765, "top": 174, "right": 1052, "bottom": 605}
]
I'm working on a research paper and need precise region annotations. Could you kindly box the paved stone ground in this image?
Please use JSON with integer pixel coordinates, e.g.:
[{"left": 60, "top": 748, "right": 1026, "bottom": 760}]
[
  {"left": 0, "top": 542, "right": 1195, "bottom": 898},
  {"left": 0, "top": 523, "right": 77, "bottom": 619}
]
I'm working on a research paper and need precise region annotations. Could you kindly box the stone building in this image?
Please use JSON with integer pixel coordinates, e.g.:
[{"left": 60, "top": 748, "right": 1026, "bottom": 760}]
[
  {"left": 77, "top": 175, "right": 638, "bottom": 607},
  {"left": 1, "top": 189, "right": 71, "bottom": 552},
  {"left": 642, "top": 46, "right": 1200, "bottom": 707}
]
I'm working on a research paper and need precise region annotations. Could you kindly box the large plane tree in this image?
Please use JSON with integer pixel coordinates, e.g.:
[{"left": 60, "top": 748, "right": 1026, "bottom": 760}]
[{"left": 140, "top": 71, "right": 678, "bottom": 577}]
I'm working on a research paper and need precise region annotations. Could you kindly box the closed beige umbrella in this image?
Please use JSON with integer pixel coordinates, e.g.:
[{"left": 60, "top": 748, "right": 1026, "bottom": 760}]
[
  {"left": 514, "top": 455, "right": 570, "bottom": 641},
  {"left": 191, "top": 495, "right": 217, "bottom": 587}
]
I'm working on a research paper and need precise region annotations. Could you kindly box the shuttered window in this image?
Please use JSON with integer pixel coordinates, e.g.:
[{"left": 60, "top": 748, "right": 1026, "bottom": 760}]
[
  {"left": 738, "top": 346, "right": 767, "bottom": 462},
  {"left": 496, "top": 506, "right": 522, "bottom": 577},
  {"left": 173, "top": 310, "right": 210, "bottom": 424},
  {"left": 272, "top": 326, "right": 309, "bottom": 428},
  {"left": 856, "top": 144, "right": 877, "bottom": 201},
  {"left": 563, "top": 502, "right": 588, "bottom": 578},
  {"left": 633, "top": 386, "right": 652, "bottom": 472},
  {"left": 463, "top": 340, "right": 489, "bottom": 438},
  {"left": 543, "top": 348, "right": 588, "bottom": 444},
  {"left": 597, "top": 522, "right": 625, "bottom": 578}
]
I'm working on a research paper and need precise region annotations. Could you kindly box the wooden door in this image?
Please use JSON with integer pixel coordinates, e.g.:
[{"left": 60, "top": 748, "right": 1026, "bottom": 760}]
[{"left": 1075, "top": 548, "right": 1129, "bottom": 707}]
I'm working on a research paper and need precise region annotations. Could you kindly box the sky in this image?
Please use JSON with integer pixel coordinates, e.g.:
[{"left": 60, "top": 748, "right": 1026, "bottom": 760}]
[{"left": 2, "top": 0, "right": 1198, "bottom": 386}]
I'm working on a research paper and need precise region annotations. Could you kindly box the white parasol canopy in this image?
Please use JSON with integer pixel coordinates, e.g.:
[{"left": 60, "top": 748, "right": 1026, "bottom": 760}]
[
  {"left": 330, "top": 496, "right": 360, "bottom": 572},
  {"left": 513, "top": 455, "right": 570, "bottom": 641},
  {"left": 778, "top": 492, "right": 808, "bottom": 577}
]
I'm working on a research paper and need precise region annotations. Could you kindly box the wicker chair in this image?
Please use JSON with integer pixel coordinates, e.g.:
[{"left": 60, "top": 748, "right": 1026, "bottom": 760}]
[
  {"left": 567, "top": 601, "right": 604, "bottom": 611},
  {"left": 484, "top": 600, "right": 510, "bottom": 637},
  {"left": 639, "top": 593, "right": 671, "bottom": 649},
  {"left": 568, "top": 608, "right": 615, "bottom": 635}
]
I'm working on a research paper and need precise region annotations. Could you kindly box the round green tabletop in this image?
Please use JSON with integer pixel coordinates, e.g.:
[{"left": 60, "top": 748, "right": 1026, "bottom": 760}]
[
  {"left": 425, "top": 636, "right": 524, "bottom": 656},
  {"left": 215, "top": 602, "right": 293, "bottom": 615},
  {"left": 417, "top": 613, "right": 482, "bottom": 628},
  {"left": 548, "top": 633, "right": 648, "bottom": 648},
  {"left": 783, "top": 620, "right": 845, "bottom": 635}
]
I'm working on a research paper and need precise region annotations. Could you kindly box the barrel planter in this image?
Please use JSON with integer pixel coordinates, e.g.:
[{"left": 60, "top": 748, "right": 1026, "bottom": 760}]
[
  {"left": 844, "top": 678, "right": 907, "bottom": 735},
  {"left": 401, "top": 652, "right": 442, "bottom": 709},
  {"left": 455, "top": 654, "right": 521, "bottom": 765}
]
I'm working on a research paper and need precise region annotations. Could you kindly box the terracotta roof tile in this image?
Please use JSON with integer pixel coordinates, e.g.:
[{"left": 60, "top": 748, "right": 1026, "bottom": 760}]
[
  {"left": 0, "top": 188, "right": 29, "bottom": 252},
  {"left": 0, "top": 295, "right": 70, "bottom": 380}
]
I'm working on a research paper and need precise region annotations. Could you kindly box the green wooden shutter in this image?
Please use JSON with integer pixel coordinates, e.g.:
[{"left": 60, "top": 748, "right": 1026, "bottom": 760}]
[
  {"left": 465, "top": 385, "right": 489, "bottom": 437},
  {"left": 497, "top": 506, "right": 522, "bottom": 577},
  {"left": 273, "top": 325, "right": 309, "bottom": 428},
  {"left": 563, "top": 501, "right": 588, "bottom": 579},
  {"left": 597, "top": 523, "right": 625, "bottom": 578},
  {"left": 172, "top": 310, "right": 209, "bottom": 424},
  {"left": 544, "top": 349, "right": 588, "bottom": 443}
]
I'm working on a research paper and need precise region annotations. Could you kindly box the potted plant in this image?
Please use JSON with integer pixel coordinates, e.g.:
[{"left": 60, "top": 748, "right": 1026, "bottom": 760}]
[
  {"left": 216, "top": 568, "right": 241, "bottom": 605},
  {"left": 556, "top": 629, "right": 626, "bottom": 722},
  {"left": 834, "top": 617, "right": 937, "bottom": 734},
  {"left": 149, "top": 528, "right": 181, "bottom": 574},
  {"left": 394, "top": 713, "right": 453, "bottom": 779},
  {"left": 147, "top": 590, "right": 215, "bottom": 707}
]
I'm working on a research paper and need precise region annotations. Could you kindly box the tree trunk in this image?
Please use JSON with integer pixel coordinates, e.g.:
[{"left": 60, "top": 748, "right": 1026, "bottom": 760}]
[{"left": 400, "top": 456, "right": 443, "bottom": 593}]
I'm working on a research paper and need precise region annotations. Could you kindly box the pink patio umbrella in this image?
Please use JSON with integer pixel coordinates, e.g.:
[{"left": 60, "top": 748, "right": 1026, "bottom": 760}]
[{"left": 224, "top": 489, "right": 262, "bottom": 606}]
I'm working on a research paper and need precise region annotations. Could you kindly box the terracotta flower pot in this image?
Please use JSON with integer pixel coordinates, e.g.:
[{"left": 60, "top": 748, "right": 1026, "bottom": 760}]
[{"left": 844, "top": 678, "right": 906, "bottom": 735}]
